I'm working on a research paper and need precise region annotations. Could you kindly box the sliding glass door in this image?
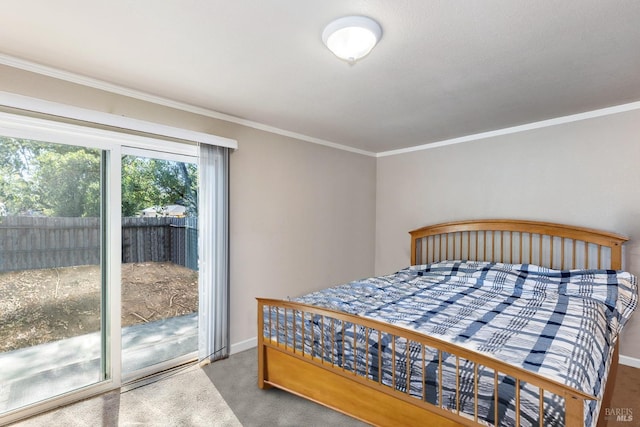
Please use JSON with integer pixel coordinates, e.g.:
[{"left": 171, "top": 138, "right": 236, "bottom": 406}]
[
  {"left": 0, "top": 138, "right": 106, "bottom": 413},
  {"left": 0, "top": 105, "right": 231, "bottom": 424},
  {"left": 0, "top": 140, "right": 201, "bottom": 416},
  {"left": 120, "top": 150, "right": 199, "bottom": 378}
]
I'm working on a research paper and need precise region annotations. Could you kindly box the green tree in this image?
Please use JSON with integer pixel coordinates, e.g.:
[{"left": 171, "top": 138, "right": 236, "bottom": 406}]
[
  {"left": 121, "top": 156, "right": 161, "bottom": 217},
  {"left": 1, "top": 137, "right": 101, "bottom": 217},
  {"left": 121, "top": 155, "right": 197, "bottom": 217},
  {"left": 2, "top": 137, "right": 197, "bottom": 218},
  {"left": 35, "top": 149, "right": 101, "bottom": 217},
  {"left": 0, "top": 137, "right": 48, "bottom": 215}
]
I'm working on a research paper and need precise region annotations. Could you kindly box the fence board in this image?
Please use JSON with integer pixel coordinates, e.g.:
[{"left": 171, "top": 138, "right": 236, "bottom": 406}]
[{"left": 0, "top": 216, "right": 198, "bottom": 272}]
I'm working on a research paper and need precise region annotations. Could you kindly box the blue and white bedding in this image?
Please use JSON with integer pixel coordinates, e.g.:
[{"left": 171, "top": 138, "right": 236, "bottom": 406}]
[{"left": 266, "top": 261, "right": 637, "bottom": 426}]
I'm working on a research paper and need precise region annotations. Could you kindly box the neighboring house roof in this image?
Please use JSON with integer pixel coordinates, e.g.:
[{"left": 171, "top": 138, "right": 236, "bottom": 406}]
[{"left": 140, "top": 204, "right": 186, "bottom": 217}]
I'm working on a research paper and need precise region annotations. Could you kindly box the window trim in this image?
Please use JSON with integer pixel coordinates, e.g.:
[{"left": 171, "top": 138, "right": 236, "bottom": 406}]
[
  {"left": 0, "top": 110, "right": 199, "bottom": 156},
  {"left": 0, "top": 91, "right": 237, "bottom": 149}
]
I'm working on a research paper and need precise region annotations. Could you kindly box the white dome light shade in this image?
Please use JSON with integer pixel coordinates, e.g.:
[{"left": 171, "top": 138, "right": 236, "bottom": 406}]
[{"left": 322, "top": 16, "right": 382, "bottom": 63}]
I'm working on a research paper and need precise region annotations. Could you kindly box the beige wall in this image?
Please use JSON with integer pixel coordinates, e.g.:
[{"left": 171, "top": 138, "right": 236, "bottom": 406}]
[
  {"left": 375, "top": 108, "right": 640, "bottom": 360},
  {"left": 3, "top": 63, "right": 638, "bottom": 361},
  {"left": 228, "top": 127, "right": 376, "bottom": 343},
  {"left": 0, "top": 65, "right": 377, "bottom": 348}
]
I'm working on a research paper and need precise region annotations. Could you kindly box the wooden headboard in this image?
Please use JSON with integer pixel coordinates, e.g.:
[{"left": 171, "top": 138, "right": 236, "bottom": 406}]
[{"left": 409, "top": 219, "right": 628, "bottom": 270}]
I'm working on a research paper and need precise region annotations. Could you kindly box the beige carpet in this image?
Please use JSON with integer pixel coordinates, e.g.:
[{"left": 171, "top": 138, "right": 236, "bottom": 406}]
[
  {"left": 605, "top": 364, "right": 640, "bottom": 427},
  {"left": 9, "top": 364, "right": 241, "bottom": 427},
  {"left": 9, "top": 349, "right": 640, "bottom": 426}
]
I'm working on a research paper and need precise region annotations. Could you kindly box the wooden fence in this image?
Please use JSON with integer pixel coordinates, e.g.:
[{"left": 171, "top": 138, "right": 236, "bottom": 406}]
[{"left": 0, "top": 216, "right": 198, "bottom": 273}]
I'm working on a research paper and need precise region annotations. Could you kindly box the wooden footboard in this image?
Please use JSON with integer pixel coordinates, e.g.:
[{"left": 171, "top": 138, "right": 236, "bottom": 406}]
[{"left": 257, "top": 298, "right": 599, "bottom": 427}]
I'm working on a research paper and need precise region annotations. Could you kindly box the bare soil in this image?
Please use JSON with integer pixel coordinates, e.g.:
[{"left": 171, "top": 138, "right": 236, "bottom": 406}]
[{"left": 0, "top": 262, "right": 198, "bottom": 353}]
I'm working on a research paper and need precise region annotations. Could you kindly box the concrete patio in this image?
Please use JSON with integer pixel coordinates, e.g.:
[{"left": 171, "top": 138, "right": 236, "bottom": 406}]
[{"left": 0, "top": 313, "right": 197, "bottom": 414}]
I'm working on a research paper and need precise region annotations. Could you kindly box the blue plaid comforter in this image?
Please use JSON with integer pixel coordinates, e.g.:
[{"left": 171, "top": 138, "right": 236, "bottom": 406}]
[{"left": 291, "top": 261, "right": 638, "bottom": 426}]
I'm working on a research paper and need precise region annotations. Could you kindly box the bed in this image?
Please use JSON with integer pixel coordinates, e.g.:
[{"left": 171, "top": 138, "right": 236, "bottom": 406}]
[{"left": 257, "top": 219, "right": 638, "bottom": 426}]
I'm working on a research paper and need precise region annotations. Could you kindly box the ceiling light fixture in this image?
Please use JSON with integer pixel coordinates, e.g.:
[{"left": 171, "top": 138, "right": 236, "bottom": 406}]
[{"left": 322, "top": 16, "right": 382, "bottom": 63}]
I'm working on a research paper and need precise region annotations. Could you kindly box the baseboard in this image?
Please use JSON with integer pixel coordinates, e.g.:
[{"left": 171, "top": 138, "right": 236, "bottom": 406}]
[
  {"left": 619, "top": 355, "right": 640, "bottom": 369},
  {"left": 230, "top": 337, "right": 257, "bottom": 355}
]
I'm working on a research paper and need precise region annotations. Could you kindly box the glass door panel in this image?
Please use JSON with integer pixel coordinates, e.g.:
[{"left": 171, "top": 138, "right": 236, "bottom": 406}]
[
  {"left": 120, "top": 153, "right": 198, "bottom": 378},
  {"left": 0, "top": 138, "right": 105, "bottom": 413}
]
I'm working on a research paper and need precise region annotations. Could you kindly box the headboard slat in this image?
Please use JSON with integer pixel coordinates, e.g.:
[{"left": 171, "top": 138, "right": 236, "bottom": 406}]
[{"left": 410, "top": 219, "right": 628, "bottom": 270}]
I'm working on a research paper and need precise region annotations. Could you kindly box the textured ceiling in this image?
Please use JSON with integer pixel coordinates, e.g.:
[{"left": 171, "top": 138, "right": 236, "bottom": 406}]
[{"left": 1, "top": 1, "right": 640, "bottom": 154}]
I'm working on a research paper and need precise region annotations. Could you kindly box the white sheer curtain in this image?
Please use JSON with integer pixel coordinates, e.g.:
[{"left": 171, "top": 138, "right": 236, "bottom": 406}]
[{"left": 198, "top": 144, "right": 230, "bottom": 363}]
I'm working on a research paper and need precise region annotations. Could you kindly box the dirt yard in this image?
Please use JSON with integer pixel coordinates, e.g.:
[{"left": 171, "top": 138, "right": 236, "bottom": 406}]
[{"left": 0, "top": 262, "right": 198, "bottom": 353}]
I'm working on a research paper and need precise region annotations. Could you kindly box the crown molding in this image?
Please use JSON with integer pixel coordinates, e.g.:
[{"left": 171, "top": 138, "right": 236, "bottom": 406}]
[
  {"left": 0, "top": 54, "right": 375, "bottom": 157},
  {"left": 3, "top": 53, "right": 639, "bottom": 159},
  {"left": 376, "top": 101, "right": 640, "bottom": 157}
]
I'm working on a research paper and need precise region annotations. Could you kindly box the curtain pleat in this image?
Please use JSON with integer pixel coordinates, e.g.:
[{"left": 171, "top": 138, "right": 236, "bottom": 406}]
[{"left": 197, "top": 144, "right": 230, "bottom": 363}]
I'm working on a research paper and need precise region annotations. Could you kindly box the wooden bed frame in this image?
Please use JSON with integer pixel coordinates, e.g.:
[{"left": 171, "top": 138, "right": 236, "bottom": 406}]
[{"left": 257, "top": 219, "right": 628, "bottom": 426}]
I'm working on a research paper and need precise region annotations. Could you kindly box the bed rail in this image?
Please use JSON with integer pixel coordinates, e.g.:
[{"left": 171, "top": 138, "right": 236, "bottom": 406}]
[
  {"left": 257, "top": 298, "right": 597, "bottom": 427},
  {"left": 410, "top": 219, "right": 627, "bottom": 270}
]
